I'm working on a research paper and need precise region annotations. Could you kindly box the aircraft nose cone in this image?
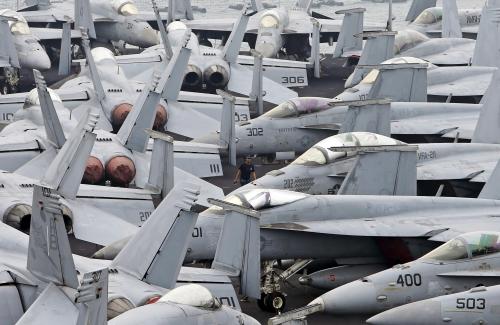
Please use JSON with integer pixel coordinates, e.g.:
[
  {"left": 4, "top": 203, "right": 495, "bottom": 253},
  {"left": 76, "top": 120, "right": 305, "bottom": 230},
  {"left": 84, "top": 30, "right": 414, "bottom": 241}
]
[
  {"left": 367, "top": 299, "right": 442, "bottom": 325},
  {"left": 24, "top": 49, "right": 51, "bottom": 70},
  {"left": 317, "top": 280, "right": 378, "bottom": 314},
  {"left": 140, "top": 25, "right": 160, "bottom": 47},
  {"left": 255, "top": 41, "right": 277, "bottom": 58}
]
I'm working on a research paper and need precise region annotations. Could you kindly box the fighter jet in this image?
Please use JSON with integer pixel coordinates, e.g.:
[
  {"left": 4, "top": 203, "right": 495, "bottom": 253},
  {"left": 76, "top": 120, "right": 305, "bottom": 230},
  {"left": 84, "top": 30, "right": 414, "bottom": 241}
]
[
  {"left": 182, "top": 0, "right": 383, "bottom": 59},
  {"left": 333, "top": 2, "right": 476, "bottom": 67},
  {"left": 197, "top": 62, "right": 500, "bottom": 171},
  {"left": 308, "top": 231, "right": 500, "bottom": 317},
  {"left": 0, "top": 105, "right": 261, "bottom": 322},
  {"left": 18, "top": 0, "right": 159, "bottom": 48},
  {"left": 368, "top": 285, "right": 500, "bottom": 325},
  {"left": 115, "top": 3, "right": 303, "bottom": 105},
  {"left": 406, "top": 0, "right": 482, "bottom": 38}
]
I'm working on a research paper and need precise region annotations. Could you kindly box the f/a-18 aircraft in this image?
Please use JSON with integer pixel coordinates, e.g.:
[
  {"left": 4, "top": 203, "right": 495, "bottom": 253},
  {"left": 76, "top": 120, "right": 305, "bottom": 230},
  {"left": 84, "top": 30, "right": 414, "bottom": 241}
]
[
  {"left": 181, "top": 0, "right": 383, "bottom": 59},
  {"left": 333, "top": 1, "right": 476, "bottom": 67},
  {"left": 0, "top": 104, "right": 261, "bottom": 323},
  {"left": 368, "top": 284, "right": 500, "bottom": 324},
  {"left": 116, "top": 3, "right": 303, "bottom": 106},
  {"left": 306, "top": 231, "right": 500, "bottom": 319},
  {"left": 196, "top": 63, "right": 490, "bottom": 162},
  {"left": 17, "top": 0, "right": 159, "bottom": 48},
  {"left": 405, "top": 0, "right": 482, "bottom": 38}
]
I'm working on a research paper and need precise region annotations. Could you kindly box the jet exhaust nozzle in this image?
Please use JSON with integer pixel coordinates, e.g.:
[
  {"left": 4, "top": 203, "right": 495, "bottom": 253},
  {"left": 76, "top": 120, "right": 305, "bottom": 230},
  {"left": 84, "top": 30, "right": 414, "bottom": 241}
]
[
  {"left": 204, "top": 64, "right": 230, "bottom": 88},
  {"left": 183, "top": 64, "right": 203, "bottom": 88},
  {"left": 111, "top": 102, "right": 133, "bottom": 132},
  {"left": 105, "top": 156, "right": 136, "bottom": 187},
  {"left": 83, "top": 156, "right": 105, "bottom": 185},
  {"left": 153, "top": 104, "right": 168, "bottom": 131}
]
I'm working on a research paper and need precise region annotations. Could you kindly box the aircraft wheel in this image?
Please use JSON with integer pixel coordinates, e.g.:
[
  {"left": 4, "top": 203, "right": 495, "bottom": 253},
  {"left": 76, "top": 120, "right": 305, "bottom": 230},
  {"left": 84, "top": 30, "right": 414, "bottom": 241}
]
[{"left": 258, "top": 292, "right": 286, "bottom": 313}]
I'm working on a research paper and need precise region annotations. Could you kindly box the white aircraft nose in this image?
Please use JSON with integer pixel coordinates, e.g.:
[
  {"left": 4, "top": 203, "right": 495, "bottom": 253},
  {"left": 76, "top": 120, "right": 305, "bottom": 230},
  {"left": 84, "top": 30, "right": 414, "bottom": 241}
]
[
  {"left": 24, "top": 49, "right": 51, "bottom": 70},
  {"left": 315, "top": 280, "right": 379, "bottom": 314},
  {"left": 140, "top": 24, "right": 160, "bottom": 47},
  {"left": 367, "top": 298, "right": 442, "bottom": 325}
]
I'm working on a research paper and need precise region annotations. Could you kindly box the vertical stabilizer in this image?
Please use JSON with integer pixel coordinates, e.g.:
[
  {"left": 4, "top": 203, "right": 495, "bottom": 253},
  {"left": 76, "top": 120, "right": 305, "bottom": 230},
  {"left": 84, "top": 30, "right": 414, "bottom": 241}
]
[
  {"left": 249, "top": 50, "right": 264, "bottom": 116},
  {"left": 222, "top": 4, "right": 258, "bottom": 63},
  {"left": 345, "top": 31, "right": 396, "bottom": 88},
  {"left": 58, "top": 22, "right": 72, "bottom": 75},
  {"left": 366, "top": 62, "right": 428, "bottom": 102},
  {"left": 472, "top": 0, "right": 500, "bottom": 67},
  {"left": 0, "top": 16, "right": 20, "bottom": 68},
  {"left": 337, "top": 98, "right": 391, "bottom": 137},
  {"left": 335, "top": 145, "right": 417, "bottom": 196},
  {"left": 333, "top": 8, "right": 365, "bottom": 58},
  {"left": 74, "top": 0, "right": 96, "bottom": 39},
  {"left": 76, "top": 269, "right": 108, "bottom": 325},
  {"left": 209, "top": 199, "right": 261, "bottom": 299},
  {"left": 442, "top": 0, "right": 462, "bottom": 38},
  {"left": 217, "top": 90, "right": 237, "bottom": 166},
  {"left": 152, "top": 0, "right": 173, "bottom": 59},
  {"left": 471, "top": 69, "right": 500, "bottom": 144},
  {"left": 111, "top": 183, "right": 200, "bottom": 289},
  {"left": 145, "top": 130, "right": 174, "bottom": 203}
]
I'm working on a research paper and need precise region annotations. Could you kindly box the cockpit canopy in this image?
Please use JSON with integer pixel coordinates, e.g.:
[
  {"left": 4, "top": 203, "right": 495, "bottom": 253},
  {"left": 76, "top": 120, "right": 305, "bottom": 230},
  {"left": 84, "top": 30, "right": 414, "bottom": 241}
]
[
  {"left": 414, "top": 7, "right": 443, "bottom": 25},
  {"left": 263, "top": 97, "right": 332, "bottom": 118},
  {"left": 111, "top": 0, "right": 139, "bottom": 16},
  {"left": 361, "top": 57, "right": 434, "bottom": 85},
  {"left": 0, "top": 9, "right": 31, "bottom": 35},
  {"left": 160, "top": 284, "right": 221, "bottom": 310},
  {"left": 292, "top": 132, "right": 405, "bottom": 166},
  {"left": 394, "top": 29, "right": 430, "bottom": 54},
  {"left": 260, "top": 14, "right": 280, "bottom": 28},
  {"left": 207, "top": 189, "right": 308, "bottom": 215},
  {"left": 421, "top": 232, "right": 500, "bottom": 261}
]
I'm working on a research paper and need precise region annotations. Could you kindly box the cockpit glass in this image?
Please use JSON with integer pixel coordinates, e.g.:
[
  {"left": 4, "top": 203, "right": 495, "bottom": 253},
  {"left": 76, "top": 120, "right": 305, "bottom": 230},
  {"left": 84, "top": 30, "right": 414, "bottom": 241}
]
[
  {"left": 263, "top": 98, "right": 332, "bottom": 118},
  {"left": 263, "top": 101, "right": 298, "bottom": 118},
  {"left": 10, "top": 21, "right": 30, "bottom": 35},
  {"left": 292, "top": 132, "right": 405, "bottom": 166},
  {"left": 236, "top": 189, "right": 308, "bottom": 210},
  {"left": 394, "top": 30, "right": 429, "bottom": 54},
  {"left": 361, "top": 69, "right": 379, "bottom": 84},
  {"left": 160, "top": 284, "right": 221, "bottom": 310},
  {"left": 414, "top": 8, "right": 442, "bottom": 25},
  {"left": 421, "top": 232, "right": 500, "bottom": 261},
  {"left": 118, "top": 3, "right": 138, "bottom": 16},
  {"left": 421, "top": 238, "right": 469, "bottom": 261},
  {"left": 293, "top": 147, "right": 328, "bottom": 166},
  {"left": 260, "top": 14, "right": 279, "bottom": 28}
]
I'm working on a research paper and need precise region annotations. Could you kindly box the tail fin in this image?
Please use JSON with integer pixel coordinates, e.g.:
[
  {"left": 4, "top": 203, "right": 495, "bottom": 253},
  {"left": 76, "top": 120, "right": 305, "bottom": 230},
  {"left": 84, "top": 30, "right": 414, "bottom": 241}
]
[
  {"left": 0, "top": 16, "right": 20, "bottom": 68},
  {"left": 471, "top": 69, "right": 500, "bottom": 144},
  {"left": 336, "top": 98, "right": 391, "bottom": 137},
  {"left": 366, "top": 62, "right": 428, "bottom": 102},
  {"left": 217, "top": 90, "right": 237, "bottom": 166},
  {"left": 479, "top": 159, "right": 500, "bottom": 200},
  {"left": 33, "top": 69, "right": 66, "bottom": 149},
  {"left": 405, "top": 0, "right": 437, "bottom": 22},
  {"left": 249, "top": 50, "right": 264, "bottom": 116},
  {"left": 74, "top": 0, "right": 96, "bottom": 39},
  {"left": 145, "top": 130, "right": 174, "bottom": 204},
  {"left": 75, "top": 269, "right": 108, "bottom": 325},
  {"left": 295, "top": 0, "right": 313, "bottom": 13},
  {"left": 345, "top": 31, "right": 396, "bottom": 88},
  {"left": 58, "top": 22, "right": 72, "bottom": 76},
  {"left": 26, "top": 111, "right": 98, "bottom": 287},
  {"left": 117, "top": 37, "right": 191, "bottom": 152},
  {"left": 111, "top": 183, "right": 200, "bottom": 289},
  {"left": 222, "top": 4, "right": 258, "bottom": 64},
  {"left": 309, "top": 18, "right": 321, "bottom": 78},
  {"left": 80, "top": 30, "right": 105, "bottom": 104},
  {"left": 442, "top": 0, "right": 462, "bottom": 38},
  {"left": 209, "top": 198, "right": 261, "bottom": 299},
  {"left": 334, "top": 144, "right": 418, "bottom": 196},
  {"left": 168, "top": 0, "right": 194, "bottom": 22},
  {"left": 472, "top": 0, "right": 500, "bottom": 68},
  {"left": 152, "top": 0, "right": 173, "bottom": 59},
  {"left": 41, "top": 110, "right": 99, "bottom": 199},
  {"left": 333, "top": 8, "right": 365, "bottom": 58}
]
